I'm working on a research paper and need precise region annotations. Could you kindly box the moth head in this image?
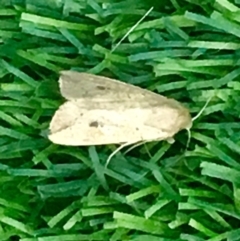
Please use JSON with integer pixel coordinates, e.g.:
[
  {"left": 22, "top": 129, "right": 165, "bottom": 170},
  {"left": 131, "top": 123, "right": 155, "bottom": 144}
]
[{"left": 178, "top": 109, "right": 192, "bottom": 131}]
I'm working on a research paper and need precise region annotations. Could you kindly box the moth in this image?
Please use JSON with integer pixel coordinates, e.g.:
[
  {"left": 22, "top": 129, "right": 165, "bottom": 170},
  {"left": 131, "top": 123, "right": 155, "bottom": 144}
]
[{"left": 49, "top": 71, "right": 192, "bottom": 162}]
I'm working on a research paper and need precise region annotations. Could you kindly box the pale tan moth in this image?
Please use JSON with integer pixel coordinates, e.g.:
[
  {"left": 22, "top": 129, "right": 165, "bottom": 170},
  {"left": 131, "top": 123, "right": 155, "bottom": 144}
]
[{"left": 48, "top": 71, "right": 193, "bottom": 164}]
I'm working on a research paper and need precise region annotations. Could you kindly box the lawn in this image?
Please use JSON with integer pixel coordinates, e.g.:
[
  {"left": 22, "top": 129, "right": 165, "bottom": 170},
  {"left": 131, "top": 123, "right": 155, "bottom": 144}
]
[{"left": 1, "top": 0, "right": 240, "bottom": 240}]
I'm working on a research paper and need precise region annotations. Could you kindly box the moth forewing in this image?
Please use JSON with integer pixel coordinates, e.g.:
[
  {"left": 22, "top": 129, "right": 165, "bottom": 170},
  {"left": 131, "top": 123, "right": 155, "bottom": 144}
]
[
  {"left": 59, "top": 71, "right": 174, "bottom": 102},
  {"left": 49, "top": 71, "right": 192, "bottom": 148}
]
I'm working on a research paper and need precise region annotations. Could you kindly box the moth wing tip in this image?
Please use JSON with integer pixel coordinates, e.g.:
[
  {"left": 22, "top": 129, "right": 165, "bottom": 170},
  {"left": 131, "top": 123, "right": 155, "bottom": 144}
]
[
  {"left": 59, "top": 70, "right": 71, "bottom": 75},
  {"left": 47, "top": 132, "right": 70, "bottom": 146},
  {"left": 47, "top": 132, "right": 58, "bottom": 145}
]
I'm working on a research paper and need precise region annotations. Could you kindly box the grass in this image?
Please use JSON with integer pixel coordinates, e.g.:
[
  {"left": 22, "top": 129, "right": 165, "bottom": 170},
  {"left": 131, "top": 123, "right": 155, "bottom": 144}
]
[{"left": 1, "top": 0, "right": 240, "bottom": 240}]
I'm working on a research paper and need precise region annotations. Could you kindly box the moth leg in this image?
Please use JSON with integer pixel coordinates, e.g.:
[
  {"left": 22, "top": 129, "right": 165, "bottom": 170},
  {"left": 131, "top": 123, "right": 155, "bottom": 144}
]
[
  {"left": 105, "top": 142, "right": 136, "bottom": 168},
  {"left": 166, "top": 137, "right": 175, "bottom": 144},
  {"left": 185, "top": 128, "right": 191, "bottom": 151}
]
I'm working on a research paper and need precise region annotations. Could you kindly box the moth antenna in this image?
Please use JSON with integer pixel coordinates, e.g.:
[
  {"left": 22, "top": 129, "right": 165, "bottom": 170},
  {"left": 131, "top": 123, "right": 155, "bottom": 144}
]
[
  {"left": 124, "top": 141, "right": 144, "bottom": 154},
  {"left": 125, "top": 141, "right": 152, "bottom": 158},
  {"left": 185, "top": 95, "right": 213, "bottom": 150},
  {"left": 111, "top": 6, "right": 154, "bottom": 53},
  {"left": 192, "top": 95, "right": 213, "bottom": 122},
  {"left": 105, "top": 142, "right": 134, "bottom": 167}
]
